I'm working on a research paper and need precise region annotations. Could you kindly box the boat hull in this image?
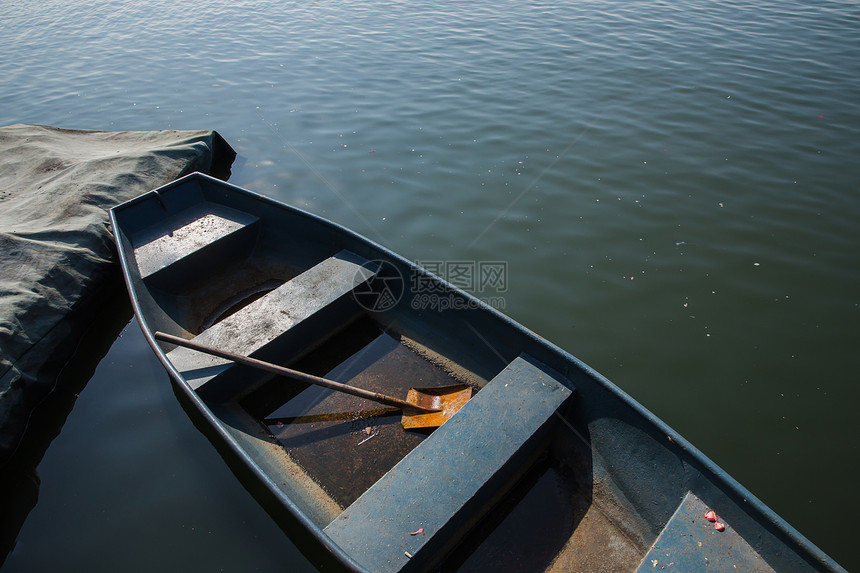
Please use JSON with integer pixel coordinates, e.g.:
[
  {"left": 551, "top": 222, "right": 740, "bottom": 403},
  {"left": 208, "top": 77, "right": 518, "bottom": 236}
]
[{"left": 111, "top": 172, "right": 843, "bottom": 572}]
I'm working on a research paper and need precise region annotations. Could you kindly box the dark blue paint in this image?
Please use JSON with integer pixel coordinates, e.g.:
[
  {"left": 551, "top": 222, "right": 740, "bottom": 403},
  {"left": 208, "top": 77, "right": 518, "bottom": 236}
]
[
  {"left": 110, "top": 173, "right": 847, "bottom": 572},
  {"left": 324, "top": 354, "right": 573, "bottom": 573}
]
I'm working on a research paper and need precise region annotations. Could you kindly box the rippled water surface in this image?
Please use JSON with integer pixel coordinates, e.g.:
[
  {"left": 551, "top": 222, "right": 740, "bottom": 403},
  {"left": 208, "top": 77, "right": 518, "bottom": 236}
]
[{"left": 3, "top": 0, "right": 859, "bottom": 570}]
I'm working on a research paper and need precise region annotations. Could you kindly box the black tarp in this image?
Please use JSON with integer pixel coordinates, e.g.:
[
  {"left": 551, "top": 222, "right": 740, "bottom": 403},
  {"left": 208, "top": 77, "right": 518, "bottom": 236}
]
[{"left": 0, "top": 124, "right": 236, "bottom": 465}]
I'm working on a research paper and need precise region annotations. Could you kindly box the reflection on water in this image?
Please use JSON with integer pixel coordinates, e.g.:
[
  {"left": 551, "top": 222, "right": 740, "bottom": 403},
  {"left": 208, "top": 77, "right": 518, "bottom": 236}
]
[{"left": 0, "top": 290, "right": 131, "bottom": 568}]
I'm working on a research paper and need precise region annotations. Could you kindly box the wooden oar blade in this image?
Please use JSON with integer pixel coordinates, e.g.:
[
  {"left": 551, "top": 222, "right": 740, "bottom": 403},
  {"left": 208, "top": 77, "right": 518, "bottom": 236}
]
[{"left": 401, "top": 384, "right": 473, "bottom": 430}]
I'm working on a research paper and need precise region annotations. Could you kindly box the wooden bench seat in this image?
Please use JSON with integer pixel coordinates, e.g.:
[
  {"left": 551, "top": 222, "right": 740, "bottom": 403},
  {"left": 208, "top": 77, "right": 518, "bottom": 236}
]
[
  {"left": 634, "top": 492, "right": 776, "bottom": 572},
  {"left": 323, "top": 353, "right": 574, "bottom": 573},
  {"left": 132, "top": 201, "right": 260, "bottom": 286},
  {"left": 165, "top": 249, "right": 378, "bottom": 402}
]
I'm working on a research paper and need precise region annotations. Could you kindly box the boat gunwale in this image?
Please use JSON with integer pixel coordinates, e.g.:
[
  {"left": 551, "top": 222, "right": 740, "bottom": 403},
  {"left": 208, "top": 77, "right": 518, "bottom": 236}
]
[{"left": 110, "top": 171, "right": 843, "bottom": 573}]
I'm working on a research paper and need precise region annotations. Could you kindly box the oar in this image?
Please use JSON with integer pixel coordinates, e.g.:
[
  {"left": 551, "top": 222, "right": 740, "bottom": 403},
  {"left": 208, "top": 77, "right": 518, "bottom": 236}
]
[{"left": 153, "top": 331, "right": 472, "bottom": 429}]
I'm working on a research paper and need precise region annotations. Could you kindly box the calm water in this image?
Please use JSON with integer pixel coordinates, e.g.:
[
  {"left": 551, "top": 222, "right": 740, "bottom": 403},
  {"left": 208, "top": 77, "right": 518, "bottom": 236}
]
[{"left": 3, "top": 0, "right": 859, "bottom": 570}]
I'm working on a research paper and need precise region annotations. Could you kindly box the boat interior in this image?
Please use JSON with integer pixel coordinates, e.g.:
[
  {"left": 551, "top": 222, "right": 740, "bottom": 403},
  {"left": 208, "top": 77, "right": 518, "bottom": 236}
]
[{"left": 111, "top": 174, "right": 811, "bottom": 572}]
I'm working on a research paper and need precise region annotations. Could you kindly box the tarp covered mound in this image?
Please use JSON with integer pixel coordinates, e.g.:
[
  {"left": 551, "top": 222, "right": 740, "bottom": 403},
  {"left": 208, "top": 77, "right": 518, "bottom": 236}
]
[{"left": 0, "top": 124, "right": 236, "bottom": 464}]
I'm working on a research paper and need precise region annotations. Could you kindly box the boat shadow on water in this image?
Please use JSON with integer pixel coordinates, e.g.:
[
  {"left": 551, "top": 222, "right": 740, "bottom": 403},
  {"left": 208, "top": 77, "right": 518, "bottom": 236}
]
[{"left": 0, "top": 286, "right": 132, "bottom": 568}]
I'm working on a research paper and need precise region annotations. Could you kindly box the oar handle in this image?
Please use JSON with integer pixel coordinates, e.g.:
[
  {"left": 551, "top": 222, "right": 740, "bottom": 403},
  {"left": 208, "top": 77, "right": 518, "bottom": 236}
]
[{"left": 153, "top": 331, "right": 437, "bottom": 413}]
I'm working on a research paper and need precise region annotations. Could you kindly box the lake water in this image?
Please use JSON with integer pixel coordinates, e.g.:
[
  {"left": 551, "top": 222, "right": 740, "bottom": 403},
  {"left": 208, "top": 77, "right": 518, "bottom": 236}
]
[{"left": 2, "top": 0, "right": 858, "bottom": 570}]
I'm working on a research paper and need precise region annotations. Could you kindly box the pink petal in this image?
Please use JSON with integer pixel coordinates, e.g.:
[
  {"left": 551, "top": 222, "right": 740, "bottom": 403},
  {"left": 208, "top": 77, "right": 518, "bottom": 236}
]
[
  {"left": 409, "top": 528, "right": 424, "bottom": 536},
  {"left": 715, "top": 522, "right": 726, "bottom": 532},
  {"left": 704, "top": 510, "right": 717, "bottom": 522}
]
